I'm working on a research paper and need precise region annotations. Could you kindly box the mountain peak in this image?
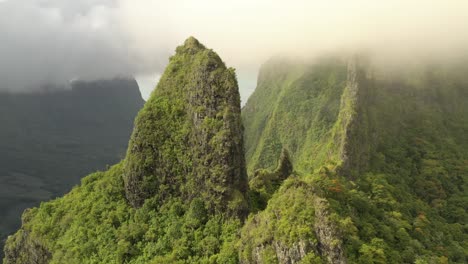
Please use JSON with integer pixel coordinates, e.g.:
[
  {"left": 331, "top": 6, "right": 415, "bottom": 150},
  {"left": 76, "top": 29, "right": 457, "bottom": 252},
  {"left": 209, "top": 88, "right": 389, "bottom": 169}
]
[
  {"left": 184, "top": 36, "right": 202, "bottom": 47},
  {"left": 175, "top": 36, "right": 206, "bottom": 54},
  {"left": 123, "top": 38, "right": 247, "bottom": 216}
]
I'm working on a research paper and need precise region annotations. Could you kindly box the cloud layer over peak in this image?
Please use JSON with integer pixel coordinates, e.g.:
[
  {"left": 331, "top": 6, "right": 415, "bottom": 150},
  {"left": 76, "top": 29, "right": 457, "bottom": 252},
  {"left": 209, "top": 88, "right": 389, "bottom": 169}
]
[{"left": 1, "top": 0, "right": 467, "bottom": 100}]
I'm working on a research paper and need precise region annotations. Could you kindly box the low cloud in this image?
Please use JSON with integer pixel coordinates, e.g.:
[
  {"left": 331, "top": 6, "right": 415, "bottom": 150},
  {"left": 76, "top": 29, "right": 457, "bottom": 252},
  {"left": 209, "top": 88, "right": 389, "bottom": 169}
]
[{"left": 1, "top": 0, "right": 467, "bottom": 100}]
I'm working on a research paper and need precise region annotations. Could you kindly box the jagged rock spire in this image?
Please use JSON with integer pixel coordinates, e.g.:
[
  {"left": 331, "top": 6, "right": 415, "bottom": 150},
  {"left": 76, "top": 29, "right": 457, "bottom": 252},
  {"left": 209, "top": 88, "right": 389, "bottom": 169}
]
[{"left": 123, "top": 37, "right": 248, "bottom": 217}]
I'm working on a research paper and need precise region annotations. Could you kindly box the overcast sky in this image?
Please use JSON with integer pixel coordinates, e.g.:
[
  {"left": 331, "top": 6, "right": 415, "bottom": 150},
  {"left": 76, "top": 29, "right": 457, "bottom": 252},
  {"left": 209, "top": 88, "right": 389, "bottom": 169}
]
[{"left": 1, "top": 0, "right": 467, "bottom": 102}]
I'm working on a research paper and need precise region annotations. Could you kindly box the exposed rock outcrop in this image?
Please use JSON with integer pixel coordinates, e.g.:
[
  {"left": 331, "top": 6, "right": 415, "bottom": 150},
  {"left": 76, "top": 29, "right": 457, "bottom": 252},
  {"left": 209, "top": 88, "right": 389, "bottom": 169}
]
[
  {"left": 313, "top": 197, "right": 347, "bottom": 264},
  {"left": 3, "top": 210, "right": 51, "bottom": 264},
  {"left": 3, "top": 230, "right": 50, "bottom": 264},
  {"left": 336, "top": 57, "right": 372, "bottom": 178}
]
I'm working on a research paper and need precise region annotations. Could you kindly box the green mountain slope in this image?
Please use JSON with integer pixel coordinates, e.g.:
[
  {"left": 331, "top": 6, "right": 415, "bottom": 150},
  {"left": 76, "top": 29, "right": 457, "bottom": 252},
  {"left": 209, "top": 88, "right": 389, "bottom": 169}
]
[
  {"left": 240, "top": 57, "right": 468, "bottom": 263},
  {"left": 242, "top": 57, "right": 349, "bottom": 174},
  {"left": 3, "top": 37, "right": 248, "bottom": 264}
]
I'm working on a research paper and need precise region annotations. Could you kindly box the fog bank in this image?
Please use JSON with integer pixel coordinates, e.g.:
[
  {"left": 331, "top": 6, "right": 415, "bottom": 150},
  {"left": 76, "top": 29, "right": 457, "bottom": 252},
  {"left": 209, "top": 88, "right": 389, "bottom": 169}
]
[{"left": 1, "top": 0, "right": 467, "bottom": 100}]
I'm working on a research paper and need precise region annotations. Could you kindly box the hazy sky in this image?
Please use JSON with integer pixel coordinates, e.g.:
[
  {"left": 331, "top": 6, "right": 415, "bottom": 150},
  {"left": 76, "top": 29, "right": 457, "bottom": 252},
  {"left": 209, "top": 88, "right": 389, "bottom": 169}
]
[{"left": 1, "top": 0, "right": 467, "bottom": 102}]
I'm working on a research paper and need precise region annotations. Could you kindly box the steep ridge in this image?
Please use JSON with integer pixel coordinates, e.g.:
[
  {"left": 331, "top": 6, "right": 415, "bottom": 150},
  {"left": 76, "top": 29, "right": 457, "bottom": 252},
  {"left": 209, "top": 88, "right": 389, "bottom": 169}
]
[
  {"left": 242, "top": 57, "right": 349, "bottom": 174},
  {"left": 240, "top": 57, "right": 359, "bottom": 264},
  {"left": 3, "top": 37, "right": 248, "bottom": 263},
  {"left": 0, "top": 78, "right": 143, "bottom": 260},
  {"left": 240, "top": 57, "right": 467, "bottom": 263}
]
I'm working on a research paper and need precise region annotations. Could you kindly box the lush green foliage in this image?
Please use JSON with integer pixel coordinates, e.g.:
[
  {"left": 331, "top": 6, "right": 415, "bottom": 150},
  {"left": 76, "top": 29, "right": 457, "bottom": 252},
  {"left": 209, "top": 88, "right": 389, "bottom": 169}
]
[
  {"left": 4, "top": 163, "right": 242, "bottom": 263},
  {"left": 241, "top": 178, "right": 324, "bottom": 263},
  {"left": 4, "top": 50, "right": 468, "bottom": 264},
  {"left": 240, "top": 58, "right": 468, "bottom": 263},
  {"left": 4, "top": 37, "right": 248, "bottom": 264},
  {"left": 242, "top": 57, "right": 348, "bottom": 174}
]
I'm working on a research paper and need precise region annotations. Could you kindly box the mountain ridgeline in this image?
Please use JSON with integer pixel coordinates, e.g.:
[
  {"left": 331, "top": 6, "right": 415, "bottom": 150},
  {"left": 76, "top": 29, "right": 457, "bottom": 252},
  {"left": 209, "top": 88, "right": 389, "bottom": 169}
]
[
  {"left": 240, "top": 57, "right": 467, "bottom": 263},
  {"left": 4, "top": 38, "right": 468, "bottom": 263}
]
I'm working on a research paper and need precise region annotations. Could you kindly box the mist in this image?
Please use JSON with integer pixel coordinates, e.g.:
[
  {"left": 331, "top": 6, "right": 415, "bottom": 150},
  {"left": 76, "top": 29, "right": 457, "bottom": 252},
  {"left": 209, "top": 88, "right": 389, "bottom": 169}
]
[{"left": 1, "top": 0, "right": 467, "bottom": 101}]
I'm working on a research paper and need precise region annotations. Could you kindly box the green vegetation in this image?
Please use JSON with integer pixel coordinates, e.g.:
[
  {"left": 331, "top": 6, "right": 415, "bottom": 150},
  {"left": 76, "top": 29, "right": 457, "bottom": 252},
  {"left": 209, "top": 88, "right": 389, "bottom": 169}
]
[
  {"left": 124, "top": 37, "right": 247, "bottom": 216},
  {"left": 240, "top": 58, "right": 468, "bottom": 263},
  {"left": 4, "top": 37, "right": 248, "bottom": 264},
  {"left": 242, "top": 57, "right": 348, "bottom": 174},
  {"left": 248, "top": 148, "right": 294, "bottom": 212},
  {"left": 4, "top": 41, "right": 468, "bottom": 264},
  {"left": 4, "top": 164, "right": 242, "bottom": 263}
]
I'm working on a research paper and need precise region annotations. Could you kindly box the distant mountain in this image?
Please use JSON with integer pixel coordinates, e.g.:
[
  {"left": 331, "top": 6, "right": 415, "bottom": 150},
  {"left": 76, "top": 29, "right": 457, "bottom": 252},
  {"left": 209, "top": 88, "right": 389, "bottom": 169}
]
[{"left": 0, "top": 78, "right": 144, "bottom": 258}]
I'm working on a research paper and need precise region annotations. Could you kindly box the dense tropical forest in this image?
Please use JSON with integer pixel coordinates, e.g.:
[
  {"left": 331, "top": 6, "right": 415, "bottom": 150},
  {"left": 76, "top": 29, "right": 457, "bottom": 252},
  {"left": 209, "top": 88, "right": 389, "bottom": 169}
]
[{"left": 3, "top": 38, "right": 467, "bottom": 264}]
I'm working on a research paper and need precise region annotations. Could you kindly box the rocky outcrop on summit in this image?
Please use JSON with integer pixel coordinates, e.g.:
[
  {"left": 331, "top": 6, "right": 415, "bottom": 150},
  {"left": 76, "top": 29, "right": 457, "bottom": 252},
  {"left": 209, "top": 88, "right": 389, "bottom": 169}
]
[{"left": 123, "top": 37, "right": 248, "bottom": 216}]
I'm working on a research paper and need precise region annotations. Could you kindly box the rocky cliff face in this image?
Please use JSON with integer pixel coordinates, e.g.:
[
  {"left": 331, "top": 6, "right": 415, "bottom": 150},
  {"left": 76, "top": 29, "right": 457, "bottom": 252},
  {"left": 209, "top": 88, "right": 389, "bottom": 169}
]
[
  {"left": 313, "top": 197, "right": 346, "bottom": 264},
  {"left": 123, "top": 37, "right": 248, "bottom": 216},
  {"left": 240, "top": 190, "right": 347, "bottom": 264},
  {"left": 334, "top": 58, "right": 372, "bottom": 178}
]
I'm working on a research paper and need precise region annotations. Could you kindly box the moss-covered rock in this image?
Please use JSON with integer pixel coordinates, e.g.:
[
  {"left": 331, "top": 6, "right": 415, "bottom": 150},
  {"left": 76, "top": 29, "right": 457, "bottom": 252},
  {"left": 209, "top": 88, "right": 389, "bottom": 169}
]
[{"left": 123, "top": 37, "right": 248, "bottom": 216}]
